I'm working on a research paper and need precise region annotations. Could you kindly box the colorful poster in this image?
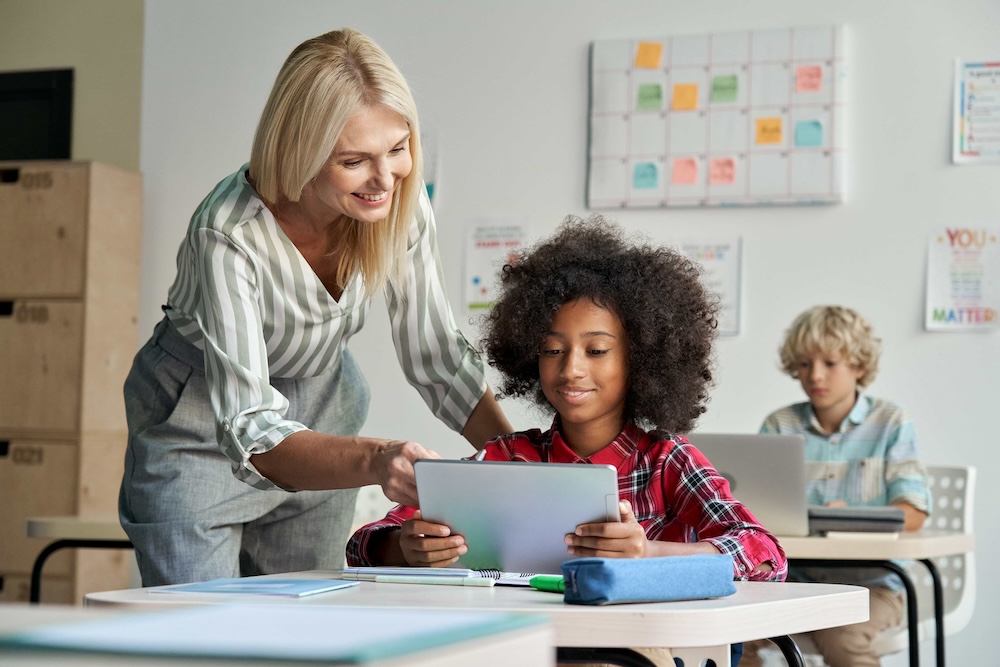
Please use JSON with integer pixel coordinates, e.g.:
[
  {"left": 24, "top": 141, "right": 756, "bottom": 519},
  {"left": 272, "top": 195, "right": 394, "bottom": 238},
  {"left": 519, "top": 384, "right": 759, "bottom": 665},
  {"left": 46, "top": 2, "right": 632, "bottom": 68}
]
[
  {"left": 925, "top": 225, "right": 1000, "bottom": 332},
  {"left": 464, "top": 222, "right": 527, "bottom": 312},
  {"left": 953, "top": 60, "right": 1000, "bottom": 164},
  {"left": 676, "top": 238, "right": 742, "bottom": 336}
]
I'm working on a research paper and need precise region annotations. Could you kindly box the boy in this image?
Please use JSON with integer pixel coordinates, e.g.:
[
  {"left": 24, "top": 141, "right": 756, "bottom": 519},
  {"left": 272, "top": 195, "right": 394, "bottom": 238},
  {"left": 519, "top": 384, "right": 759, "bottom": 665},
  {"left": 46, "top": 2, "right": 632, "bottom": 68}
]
[{"left": 742, "top": 305, "right": 931, "bottom": 667}]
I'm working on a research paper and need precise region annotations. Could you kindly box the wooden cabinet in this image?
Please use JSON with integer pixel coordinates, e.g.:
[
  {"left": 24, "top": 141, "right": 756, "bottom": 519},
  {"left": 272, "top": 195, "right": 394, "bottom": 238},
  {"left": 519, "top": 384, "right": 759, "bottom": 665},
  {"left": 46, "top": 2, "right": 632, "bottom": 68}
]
[{"left": 0, "top": 161, "right": 141, "bottom": 603}]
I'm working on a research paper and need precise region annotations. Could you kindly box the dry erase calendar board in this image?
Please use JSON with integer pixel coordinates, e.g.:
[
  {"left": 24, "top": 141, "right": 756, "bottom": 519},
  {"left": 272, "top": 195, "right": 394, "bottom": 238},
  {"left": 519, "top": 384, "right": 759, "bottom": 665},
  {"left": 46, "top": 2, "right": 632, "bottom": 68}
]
[{"left": 587, "top": 25, "right": 846, "bottom": 209}]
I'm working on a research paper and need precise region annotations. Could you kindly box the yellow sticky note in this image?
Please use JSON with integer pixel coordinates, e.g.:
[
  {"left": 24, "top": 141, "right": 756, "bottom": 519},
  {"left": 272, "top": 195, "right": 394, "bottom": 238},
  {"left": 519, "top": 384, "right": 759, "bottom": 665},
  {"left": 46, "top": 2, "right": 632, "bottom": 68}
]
[
  {"left": 671, "top": 158, "right": 698, "bottom": 185},
  {"left": 634, "top": 42, "right": 663, "bottom": 69},
  {"left": 671, "top": 84, "right": 699, "bottom": 110},
  {"left": 755, "top": 117, "right": 783, "bottom": 145}
]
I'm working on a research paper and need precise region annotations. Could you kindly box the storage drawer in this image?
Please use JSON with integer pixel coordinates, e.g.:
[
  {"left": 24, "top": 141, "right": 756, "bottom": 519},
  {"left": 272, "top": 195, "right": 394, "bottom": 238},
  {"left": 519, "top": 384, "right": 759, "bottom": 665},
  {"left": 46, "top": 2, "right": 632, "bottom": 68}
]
[
  {"left": 0, "top": 300, "right": 83, "bottom": 432},
  {"left": 0, "top": 162, "right": 88, "bottom": 298},
  {"left": 0, "top": 438, "right": 78, "bottom": 576}
]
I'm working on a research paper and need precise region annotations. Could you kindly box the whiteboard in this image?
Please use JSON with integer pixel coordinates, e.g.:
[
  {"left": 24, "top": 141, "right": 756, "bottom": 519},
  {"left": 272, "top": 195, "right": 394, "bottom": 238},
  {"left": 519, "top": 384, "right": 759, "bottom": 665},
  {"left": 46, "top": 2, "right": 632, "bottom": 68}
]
[{"left": 587, "top": 25, "right": 846, "bottom": 209}]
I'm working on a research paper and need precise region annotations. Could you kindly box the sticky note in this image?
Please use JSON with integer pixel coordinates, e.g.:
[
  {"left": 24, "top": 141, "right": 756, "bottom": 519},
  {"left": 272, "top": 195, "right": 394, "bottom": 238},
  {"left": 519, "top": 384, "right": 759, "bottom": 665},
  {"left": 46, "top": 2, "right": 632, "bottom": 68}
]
[
  {"left": 795, "top": 65, "right": 823, "bottom": 93},
  {"left": 794, "top": 120, "right": 824, "bottom": 147},
  {"left": 634, "top": 42, "right": 663, "bottom": 69},
  {"left": 633, "top": 162, "right": 659, "bottom": 189},
  {"left": 711, "top": 75, "right": 738, "bottom": 103},
  {"left": 671, "top": 158, "right": 698, "bottom": 185},
  {"left": 671, "top": 84, "right": 699, "bottom": 110},
  {"left": 708, "top": 158, "right": 735, "bottom": 185},
  {"left": 755, "top": 117, "right": 783, "bottom": 145},
  {"left": 636, "top": 83, "right": 663, "bottom": 111}
]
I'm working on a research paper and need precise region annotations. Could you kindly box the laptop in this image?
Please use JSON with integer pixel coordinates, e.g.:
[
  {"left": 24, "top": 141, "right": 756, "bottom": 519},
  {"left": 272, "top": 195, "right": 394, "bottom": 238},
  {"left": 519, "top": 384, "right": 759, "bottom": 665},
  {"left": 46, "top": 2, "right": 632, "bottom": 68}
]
[
  {"left": 414, "top": 459, "right": 620, "bottom": 574},
  {"left": 684, "top": 433, "right": 905, "bottom": 536}
]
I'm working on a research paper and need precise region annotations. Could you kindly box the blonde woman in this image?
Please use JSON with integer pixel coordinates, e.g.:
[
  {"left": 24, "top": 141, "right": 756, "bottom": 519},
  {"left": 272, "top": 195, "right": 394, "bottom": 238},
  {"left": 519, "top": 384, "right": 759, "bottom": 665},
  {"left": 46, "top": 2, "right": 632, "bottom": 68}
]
[{"left": 120, "top": 29, "right": 512, "bottom": 586}]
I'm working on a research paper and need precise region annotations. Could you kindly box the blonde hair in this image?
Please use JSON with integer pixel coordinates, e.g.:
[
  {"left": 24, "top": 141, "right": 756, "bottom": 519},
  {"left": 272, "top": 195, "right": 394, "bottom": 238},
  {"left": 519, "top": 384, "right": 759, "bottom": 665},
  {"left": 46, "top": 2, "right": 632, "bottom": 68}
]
[
  {"left": 778, "top": 305, "right": 882, "bottom": 387},
  {"left": 249, "top": 28, "right": 423, "bottom": 294}
]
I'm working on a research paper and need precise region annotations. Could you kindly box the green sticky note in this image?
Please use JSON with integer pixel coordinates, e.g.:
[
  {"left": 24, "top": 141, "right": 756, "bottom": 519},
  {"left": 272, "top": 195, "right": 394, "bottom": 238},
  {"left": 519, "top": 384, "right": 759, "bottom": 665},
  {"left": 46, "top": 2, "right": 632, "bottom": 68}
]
[
  {"left": 795, "top": 120, "right": 823, "bottom": 147},
  {"left": 636, "top": 83, "right": 662, "bottom": 111},
  {"left": 633, "top": 162, "right": 659, "bottom": 189},
  {"left": 711, "top": 75, "right": 738, "bottom": 103}
]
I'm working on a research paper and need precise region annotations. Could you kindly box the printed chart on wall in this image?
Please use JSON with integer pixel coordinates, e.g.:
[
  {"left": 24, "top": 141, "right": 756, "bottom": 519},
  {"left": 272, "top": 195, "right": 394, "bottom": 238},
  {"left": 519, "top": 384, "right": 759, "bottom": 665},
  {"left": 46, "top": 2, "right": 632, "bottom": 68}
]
[
  {"left": 464, "top": 221, "right": 528, "bottom": 313},
  {"left": 588, "top": 26, "right": 846, "bottom": 209},
  {"left": 925, "top": 225, "right": 999, "bottom": 332},
  {"left": 953, "top": 59, "right": 1000, "bottom": 164},
  {"left": 674, "top": 238, "right": 742, "bottom": 336}
]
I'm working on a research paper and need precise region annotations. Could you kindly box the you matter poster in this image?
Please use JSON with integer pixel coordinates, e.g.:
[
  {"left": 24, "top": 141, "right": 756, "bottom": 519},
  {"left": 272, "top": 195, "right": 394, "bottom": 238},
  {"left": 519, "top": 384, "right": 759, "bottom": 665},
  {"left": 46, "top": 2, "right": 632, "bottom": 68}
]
[{"left": 925, "top": 225, "right": 1000, "bottom": 332}]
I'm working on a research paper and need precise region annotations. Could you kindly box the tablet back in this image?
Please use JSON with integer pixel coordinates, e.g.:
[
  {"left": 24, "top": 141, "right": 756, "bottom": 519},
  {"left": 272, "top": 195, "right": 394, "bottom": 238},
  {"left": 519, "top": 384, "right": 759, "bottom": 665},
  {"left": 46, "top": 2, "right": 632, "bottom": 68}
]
[{"left": 414, "top": 459, "right": 620, "bottom": 575}]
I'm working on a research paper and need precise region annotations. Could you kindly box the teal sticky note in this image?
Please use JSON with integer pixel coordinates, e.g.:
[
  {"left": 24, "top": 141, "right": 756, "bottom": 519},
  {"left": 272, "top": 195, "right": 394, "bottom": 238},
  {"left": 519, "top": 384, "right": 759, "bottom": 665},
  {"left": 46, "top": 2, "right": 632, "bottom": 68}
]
[
  {"left": 633, "top": 162, "right": 659, "bottom": 189},
  {"left": 636, "top": 83, "right": 662, "bottom": 110},
  {"left": 794, "top": 120, "right": 823, "bottom": 147},
  {"left": 711, "top": 75, "right": 738, "bottom": 103}
]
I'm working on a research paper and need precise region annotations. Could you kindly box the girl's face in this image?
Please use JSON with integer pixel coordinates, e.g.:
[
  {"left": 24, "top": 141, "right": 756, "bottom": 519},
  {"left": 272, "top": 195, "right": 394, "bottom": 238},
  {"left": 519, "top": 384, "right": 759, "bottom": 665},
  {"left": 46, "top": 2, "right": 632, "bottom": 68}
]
[
  {"left": 304, "top": 104, "right": 412, "bottom": 223},
  {"left": 539, "top": 298, "right": 628, "bottom": 457}
]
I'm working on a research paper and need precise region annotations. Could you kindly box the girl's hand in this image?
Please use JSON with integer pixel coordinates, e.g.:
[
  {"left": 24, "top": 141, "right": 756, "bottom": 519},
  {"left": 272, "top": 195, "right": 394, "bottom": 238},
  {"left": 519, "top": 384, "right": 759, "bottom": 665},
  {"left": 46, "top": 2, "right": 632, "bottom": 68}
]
[
  {"left": 398, "top": 510, "right": 468, "bottom": 567},
  {"left": 565, "top": 500, "right": 648, "bottom": 558}
]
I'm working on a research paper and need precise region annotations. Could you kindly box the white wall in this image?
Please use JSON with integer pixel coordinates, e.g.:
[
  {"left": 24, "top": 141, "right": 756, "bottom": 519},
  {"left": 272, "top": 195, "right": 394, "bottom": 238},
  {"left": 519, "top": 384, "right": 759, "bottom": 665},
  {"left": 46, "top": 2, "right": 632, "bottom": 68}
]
[{"left": 141, "top": 1, "right": 998, "bottom": 662}]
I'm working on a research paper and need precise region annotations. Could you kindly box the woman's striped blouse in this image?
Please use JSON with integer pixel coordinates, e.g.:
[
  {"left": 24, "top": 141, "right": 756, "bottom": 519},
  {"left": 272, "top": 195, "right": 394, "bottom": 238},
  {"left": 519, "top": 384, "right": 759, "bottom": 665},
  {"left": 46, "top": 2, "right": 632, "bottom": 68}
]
[{"left": 164, "top": 166, "right": 487, "bottom": 490}]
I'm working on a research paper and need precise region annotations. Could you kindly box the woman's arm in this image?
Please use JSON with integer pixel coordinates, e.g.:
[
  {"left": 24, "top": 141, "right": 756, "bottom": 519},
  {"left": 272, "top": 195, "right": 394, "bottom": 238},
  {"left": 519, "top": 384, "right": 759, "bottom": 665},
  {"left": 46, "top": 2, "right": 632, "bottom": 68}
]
[
  {"left": 461, "top": 387, "right": 514, "bottom": 449},
  {"left": 251, "top": 432, "right": 438, "bottom": 506}
]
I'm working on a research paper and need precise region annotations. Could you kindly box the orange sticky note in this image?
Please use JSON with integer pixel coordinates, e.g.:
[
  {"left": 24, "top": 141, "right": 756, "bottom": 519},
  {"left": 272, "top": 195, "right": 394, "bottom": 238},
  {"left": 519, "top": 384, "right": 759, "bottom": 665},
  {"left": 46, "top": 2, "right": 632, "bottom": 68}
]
[
  {"left": 671, "top": 158, "right": 698, "bottom": 185},
  {"left": 671, "top": 83, "right": 699, "bottom": 110},
  {"left": 795, "top": 65, "right": 823, "bottom": 93},
  {"left": 708, "top": 158, "right": 735, "bottom": 185},
  {"left": 755, "top": 117, "right": 783, "bottom": 145},
  {"left": 634, "top": 42, "right": 663, "bottom": 69}
]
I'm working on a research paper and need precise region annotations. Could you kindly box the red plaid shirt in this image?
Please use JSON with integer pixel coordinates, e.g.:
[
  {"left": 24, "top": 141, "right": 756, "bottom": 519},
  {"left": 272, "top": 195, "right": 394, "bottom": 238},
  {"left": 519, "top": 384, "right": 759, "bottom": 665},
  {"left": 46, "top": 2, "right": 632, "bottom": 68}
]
[{"left": 347, "top": 421, "right": 787, "bottom": 581}]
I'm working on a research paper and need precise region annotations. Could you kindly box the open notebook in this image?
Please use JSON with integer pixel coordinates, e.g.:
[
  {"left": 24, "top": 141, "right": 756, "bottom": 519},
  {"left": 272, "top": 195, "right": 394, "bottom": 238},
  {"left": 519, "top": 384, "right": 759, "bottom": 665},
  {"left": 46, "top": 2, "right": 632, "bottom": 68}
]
[
  {"left": 686, "top": 433, "right": 905, "bottom": 536},
  {"left": 341, "top": 566, "right": 537, "bottom": 586}
]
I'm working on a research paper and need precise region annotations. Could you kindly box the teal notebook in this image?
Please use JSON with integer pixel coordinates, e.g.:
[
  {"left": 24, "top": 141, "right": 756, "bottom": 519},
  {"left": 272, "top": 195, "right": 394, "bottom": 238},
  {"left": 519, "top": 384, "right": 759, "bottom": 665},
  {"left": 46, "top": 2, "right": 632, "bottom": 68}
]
[
  {"left": 0, "top": 604, "right": 544, "bottom": 663},
  {"left": 150, "top": 577, "right": 357, "bottom": 597}
]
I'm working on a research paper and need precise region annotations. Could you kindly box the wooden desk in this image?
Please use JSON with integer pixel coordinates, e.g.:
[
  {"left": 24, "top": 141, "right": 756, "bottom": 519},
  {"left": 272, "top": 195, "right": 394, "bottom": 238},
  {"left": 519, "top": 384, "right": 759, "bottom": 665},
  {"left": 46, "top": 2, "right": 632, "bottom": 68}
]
[
  {"left": 780, "top": 530, "right": 975, "bottom": 667},
  {"left": 0, "top": 603, "right": 553, "bottom": 666},
  {"left": 25, "top": 516, "right": 133, "bottom": 604},
  {"left": 86, "top": 572, "right": 869, "bottom": 667}
]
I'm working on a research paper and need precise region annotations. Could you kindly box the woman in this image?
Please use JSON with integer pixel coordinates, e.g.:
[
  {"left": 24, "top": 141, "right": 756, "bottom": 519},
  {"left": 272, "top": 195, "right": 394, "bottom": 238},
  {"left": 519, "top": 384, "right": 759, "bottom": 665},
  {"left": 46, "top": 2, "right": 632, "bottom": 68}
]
[{"left": 120, "top": 28, "right": 512, "bottom": 586}]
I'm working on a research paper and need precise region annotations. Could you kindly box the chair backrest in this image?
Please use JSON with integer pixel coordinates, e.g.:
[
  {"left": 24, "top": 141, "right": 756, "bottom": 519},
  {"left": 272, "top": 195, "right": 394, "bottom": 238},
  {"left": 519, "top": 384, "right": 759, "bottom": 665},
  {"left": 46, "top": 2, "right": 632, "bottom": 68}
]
[{"left": 871, "top": 464, "right": 976, "bottom": 654}]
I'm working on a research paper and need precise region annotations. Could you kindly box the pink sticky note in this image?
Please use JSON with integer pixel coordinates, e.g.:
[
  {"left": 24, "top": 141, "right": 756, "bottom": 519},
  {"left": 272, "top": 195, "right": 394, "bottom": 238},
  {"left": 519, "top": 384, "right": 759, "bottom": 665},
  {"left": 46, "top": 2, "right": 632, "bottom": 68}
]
[
  {"left": 671, "top": 158, "right": 698, "bottom": 185},
  {"left": 708, "top": 158, "right": 735, "bottom": 185},
  {"left": 795, "top": 65, "right": 823, "bottom": 93}
]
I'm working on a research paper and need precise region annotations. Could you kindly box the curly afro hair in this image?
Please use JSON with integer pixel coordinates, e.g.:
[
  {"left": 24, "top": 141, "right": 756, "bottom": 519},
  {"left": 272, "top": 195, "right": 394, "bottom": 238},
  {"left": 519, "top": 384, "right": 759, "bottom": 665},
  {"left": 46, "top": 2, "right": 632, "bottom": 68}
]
[{"left": 481, "top": 215, "right": 718, "bottom": 434}]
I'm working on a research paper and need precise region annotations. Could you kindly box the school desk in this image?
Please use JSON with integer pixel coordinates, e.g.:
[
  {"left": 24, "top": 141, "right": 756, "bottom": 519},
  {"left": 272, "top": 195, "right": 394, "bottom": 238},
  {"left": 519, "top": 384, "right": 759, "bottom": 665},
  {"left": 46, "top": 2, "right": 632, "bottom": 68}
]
[
  {"left": 781, "top": 529, "right": 975, "bottom": 667},
  {"left": 0, "top": 602, "right": 554, "bottom": 666},
  {"left": 85, "top": 573, "right": 869, "bottom": 667}
]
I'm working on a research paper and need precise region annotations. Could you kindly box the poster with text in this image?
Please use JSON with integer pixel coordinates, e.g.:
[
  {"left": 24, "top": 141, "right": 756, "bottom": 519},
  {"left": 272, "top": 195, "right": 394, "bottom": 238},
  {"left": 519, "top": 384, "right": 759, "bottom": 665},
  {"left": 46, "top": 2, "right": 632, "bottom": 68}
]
[
  {"left": 676, "top": 237, "right": 742, "bottom": 335},
  {"left": 952, "top": 60, "right": 1000, "bottom": 164},
  {"left": 925, "top": 225, "right": 999, "bottom": 332},
  {"left": 464, "top": 222, "right": 528, "bottom": 313}
]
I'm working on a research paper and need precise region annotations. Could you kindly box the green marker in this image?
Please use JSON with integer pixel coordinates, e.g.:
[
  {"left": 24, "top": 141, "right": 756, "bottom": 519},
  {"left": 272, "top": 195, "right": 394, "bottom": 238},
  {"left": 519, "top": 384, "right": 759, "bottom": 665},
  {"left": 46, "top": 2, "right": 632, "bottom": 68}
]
[{"left": 529, "top": 575, "right": 565, "bottom": 593}]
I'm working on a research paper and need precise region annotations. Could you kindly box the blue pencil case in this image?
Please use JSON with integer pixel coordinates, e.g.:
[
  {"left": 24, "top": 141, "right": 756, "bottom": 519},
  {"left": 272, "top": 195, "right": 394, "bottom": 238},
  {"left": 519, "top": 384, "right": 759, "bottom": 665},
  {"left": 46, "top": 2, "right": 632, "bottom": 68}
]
[{"left": 560, "top": 554, "right": 737, "bottom": 605}]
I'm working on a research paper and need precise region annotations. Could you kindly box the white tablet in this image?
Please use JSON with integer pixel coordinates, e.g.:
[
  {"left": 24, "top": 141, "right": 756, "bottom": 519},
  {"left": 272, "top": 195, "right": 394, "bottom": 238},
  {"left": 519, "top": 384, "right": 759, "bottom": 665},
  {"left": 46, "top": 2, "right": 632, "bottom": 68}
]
[{"left": 414, "top": 459, "right": 620, "bottom": 575}]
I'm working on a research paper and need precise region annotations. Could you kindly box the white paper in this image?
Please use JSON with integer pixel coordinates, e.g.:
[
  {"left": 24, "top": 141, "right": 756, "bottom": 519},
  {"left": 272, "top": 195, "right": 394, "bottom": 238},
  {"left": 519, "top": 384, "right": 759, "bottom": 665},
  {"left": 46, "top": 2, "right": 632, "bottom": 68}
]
[
  {"left": 676, "top": 237, "right": 742, "bottom": 336},
  {"left": 464, "top": 221, "right": 528, "bottom": 312},
  {"left": 952, "top": 60, "right": 1000, "bottom": 164}
]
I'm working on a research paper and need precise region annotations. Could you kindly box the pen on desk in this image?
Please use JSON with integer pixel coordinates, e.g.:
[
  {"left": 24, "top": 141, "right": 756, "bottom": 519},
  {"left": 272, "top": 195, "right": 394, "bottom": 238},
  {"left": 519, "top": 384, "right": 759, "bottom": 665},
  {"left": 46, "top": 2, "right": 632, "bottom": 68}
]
[
  {"left": 373, "top": 575, "right": 495, "bottom": 587},
  {"left": 472, "top": 448, "right": 487, "bottom": 461}
]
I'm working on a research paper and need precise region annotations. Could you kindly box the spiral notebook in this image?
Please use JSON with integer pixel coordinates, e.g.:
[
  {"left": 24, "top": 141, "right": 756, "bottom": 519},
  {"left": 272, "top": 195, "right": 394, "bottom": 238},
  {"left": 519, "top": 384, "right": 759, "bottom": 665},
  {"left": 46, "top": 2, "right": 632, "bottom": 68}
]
[{"left": 341, "top": 566, "right": 536, "bottom": 586}]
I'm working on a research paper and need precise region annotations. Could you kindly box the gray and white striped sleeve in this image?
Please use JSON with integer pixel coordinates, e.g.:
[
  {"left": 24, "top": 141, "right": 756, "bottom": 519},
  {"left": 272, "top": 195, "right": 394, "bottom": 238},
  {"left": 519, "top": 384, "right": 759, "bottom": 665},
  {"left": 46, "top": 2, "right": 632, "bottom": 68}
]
[
  {"left": 191, "top": 215, "right": 307, "bottom": 491},
  {"left": 385, "top": 189, "right": 487, "bottom": 432}
]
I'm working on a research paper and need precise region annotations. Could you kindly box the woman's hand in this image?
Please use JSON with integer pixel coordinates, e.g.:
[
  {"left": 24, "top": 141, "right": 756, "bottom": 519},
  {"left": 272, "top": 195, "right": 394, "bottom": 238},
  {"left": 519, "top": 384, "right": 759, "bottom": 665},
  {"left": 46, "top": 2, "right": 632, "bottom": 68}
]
[
  {"left": 565, "top": 500, "right": 648, "bottom": 558},
  {"left": 399, "top": 510, "right": 468, "bottom": 566},
  {"left": 372, "top": 440, "right": 440, "bottom": 507}
]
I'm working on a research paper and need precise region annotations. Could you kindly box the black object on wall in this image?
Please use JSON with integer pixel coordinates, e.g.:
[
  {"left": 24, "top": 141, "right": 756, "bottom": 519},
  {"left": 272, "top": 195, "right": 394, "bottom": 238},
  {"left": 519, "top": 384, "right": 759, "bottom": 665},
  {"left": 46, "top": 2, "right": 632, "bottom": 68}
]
[{"left": 0, "top": 69, "right": 73, "bottom": 160}]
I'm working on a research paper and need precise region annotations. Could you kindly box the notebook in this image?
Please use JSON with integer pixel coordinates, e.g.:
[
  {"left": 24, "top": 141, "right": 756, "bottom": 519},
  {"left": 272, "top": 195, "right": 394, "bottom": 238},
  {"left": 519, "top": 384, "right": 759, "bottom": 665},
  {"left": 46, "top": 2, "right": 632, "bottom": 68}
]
[
  {"left": 684, "top": 433, "right": 904, "bottom": 536},
  {"left": 414, "top": 459, "right": 620, "bottom": 574}
]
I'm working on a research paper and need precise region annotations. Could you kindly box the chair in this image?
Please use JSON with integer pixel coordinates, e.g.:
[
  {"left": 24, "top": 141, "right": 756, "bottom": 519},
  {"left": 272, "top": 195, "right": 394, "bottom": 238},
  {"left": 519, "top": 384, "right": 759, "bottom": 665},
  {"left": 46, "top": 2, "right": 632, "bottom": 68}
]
[{"left": 758, "top": 464, "right": 976, "bottom": 667}]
